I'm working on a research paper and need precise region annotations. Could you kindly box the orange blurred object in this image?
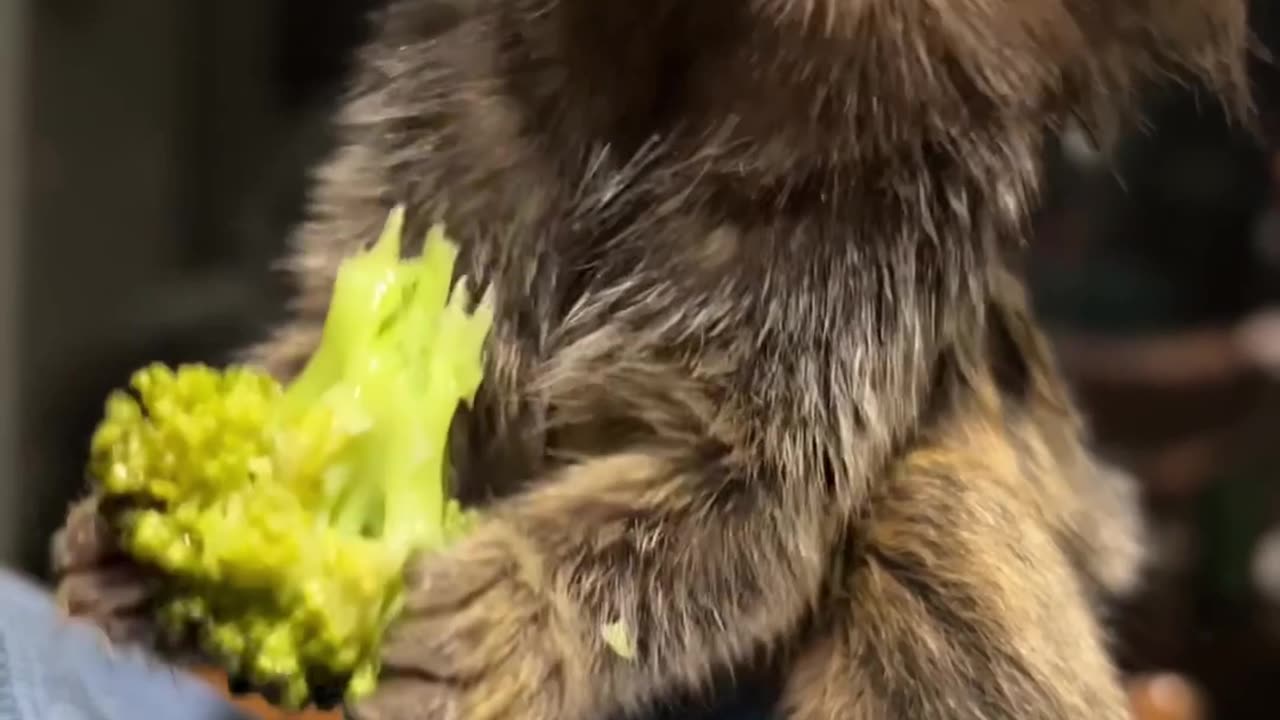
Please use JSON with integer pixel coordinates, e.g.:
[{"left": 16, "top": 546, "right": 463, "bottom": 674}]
[
  {"left": 192, "top": 668, "right": 341, "bottom": 720},
  {"left": 1128, "top": 673, "right": 1206, "bottom": 720}
]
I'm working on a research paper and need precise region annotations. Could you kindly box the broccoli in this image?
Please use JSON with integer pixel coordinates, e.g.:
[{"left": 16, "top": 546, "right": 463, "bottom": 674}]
[{"left": 86, "top": 207, "right": 493, "bottom": 709}]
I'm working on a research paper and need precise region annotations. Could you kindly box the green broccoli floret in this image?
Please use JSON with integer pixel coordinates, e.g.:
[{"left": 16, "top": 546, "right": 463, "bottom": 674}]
[{"left": 87, "top": 207, "right": 493, "bottom": 709}]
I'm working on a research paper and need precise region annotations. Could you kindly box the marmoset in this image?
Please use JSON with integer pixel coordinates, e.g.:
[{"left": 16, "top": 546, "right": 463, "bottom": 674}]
[{"left": 52, "top": 1, "right": 1250, "bottom": 719}]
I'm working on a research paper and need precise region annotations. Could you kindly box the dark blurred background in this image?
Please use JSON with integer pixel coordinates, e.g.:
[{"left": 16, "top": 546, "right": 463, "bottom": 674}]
[{"left": 4, "top": 2, "right": 1280, "bottom": 719}]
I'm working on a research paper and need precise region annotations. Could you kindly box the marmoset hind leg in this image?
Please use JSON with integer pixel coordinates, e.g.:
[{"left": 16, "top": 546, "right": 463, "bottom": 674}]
[
  {"left": 779, "top": 287, "right": 1145, "bottom": 720},
  {"left": 778, "top": 429, "right": 1132, "bottom": 720}
]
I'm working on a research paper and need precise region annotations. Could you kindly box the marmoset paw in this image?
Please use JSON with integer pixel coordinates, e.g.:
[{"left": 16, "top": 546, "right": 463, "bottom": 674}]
[
  {"left": 351, "top": 528, "right": 581, "bottom": 720},
  {"left": 51, "top": 495, "right": 159, "bottom": 647}
]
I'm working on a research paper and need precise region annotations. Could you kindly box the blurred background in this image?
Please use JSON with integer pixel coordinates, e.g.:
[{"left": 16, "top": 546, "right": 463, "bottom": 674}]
[{"left": 3, "top": 1, "right": 1280, "bottom": 719}]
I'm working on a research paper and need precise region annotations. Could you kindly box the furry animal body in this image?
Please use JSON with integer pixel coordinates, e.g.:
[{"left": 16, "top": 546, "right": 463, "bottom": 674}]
[{"left": 54, "top": 1, "right": 1250, "bottom": 718}]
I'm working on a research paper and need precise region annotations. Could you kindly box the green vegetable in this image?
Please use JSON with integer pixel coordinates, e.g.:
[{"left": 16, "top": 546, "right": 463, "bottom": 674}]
[
  {"left": 87, "top": 207, "right": 493, "bottom": 709},
  {"left": 600, "top": 621, "right": 636, "bottom": 660}
]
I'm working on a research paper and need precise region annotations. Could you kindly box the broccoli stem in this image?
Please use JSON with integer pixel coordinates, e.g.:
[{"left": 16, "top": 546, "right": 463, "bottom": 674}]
[
  {"left": 273, "top": 206, "right": 489, "bottom": 559},
  {"left": 278, "top": 207, "right": 407, "bottom": 424}
]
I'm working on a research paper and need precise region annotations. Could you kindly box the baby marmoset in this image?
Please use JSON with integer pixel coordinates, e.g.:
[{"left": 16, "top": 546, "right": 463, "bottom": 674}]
[{"left": 53, "top": 1, "right": 1249, "bottom": 719}]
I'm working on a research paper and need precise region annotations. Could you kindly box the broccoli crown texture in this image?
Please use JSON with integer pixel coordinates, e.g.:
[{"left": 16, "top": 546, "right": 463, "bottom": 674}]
[{"left": 87, "top": 208, "right": 491, "bottom": 709}]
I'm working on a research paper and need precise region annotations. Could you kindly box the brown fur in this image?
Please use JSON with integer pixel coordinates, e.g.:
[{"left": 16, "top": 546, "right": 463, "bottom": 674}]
[
  {"left": 777, "top": 274, "right": 1147, "bottom": 720},
  {"left": 52, "top": 1, "right": 1247, "bottom": 718}
]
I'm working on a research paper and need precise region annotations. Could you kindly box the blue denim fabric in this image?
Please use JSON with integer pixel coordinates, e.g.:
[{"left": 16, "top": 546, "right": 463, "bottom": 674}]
[{"left": 0, "top": 570, "right": 248, "bottom": 720}]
